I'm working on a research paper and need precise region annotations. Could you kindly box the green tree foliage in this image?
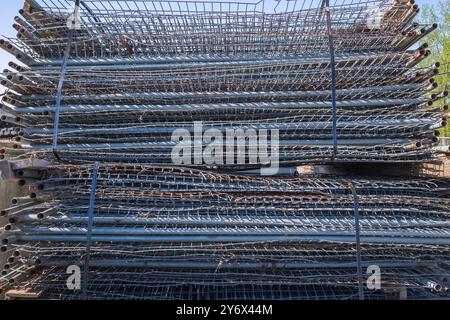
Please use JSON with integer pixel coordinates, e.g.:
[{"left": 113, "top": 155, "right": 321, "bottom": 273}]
[{"left": 419, "top": 0, "right": 450, "bottom": 137}]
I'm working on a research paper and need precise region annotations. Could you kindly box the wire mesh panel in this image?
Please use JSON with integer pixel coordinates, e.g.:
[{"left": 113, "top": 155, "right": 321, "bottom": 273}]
[{"left": 9, "top": 0, "right": 425, "bottom": 58}]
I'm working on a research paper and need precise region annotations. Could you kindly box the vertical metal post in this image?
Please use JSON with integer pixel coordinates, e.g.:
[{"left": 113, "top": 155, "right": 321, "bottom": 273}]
[
  {"left": 351, "top": 184, "right": 365, "bottom": 300},
  {"left": 323, "top": 0, "right": 338, "bottom": 157},
  {"left": 82, "top": 162, "right": 99, "bottom": 300},
  {"left": 52, "top": 0, "right": 80, "bottom": 158}
]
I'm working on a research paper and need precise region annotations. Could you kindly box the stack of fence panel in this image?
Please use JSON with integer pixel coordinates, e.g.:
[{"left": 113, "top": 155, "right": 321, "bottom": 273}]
[
  {"left": 0, "top": 0, "right": 447, "bottom": 166},
  {"left": 2, "top": 165, "right": 450, "bottom": 299},
  {"left": 0, "top": 0, "right": 449, "bottom": 300}
]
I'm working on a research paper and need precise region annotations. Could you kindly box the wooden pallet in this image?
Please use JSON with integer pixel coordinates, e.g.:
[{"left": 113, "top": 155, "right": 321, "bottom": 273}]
[{"left": 5, "top": 289, "right": 43, "bottom": 299}]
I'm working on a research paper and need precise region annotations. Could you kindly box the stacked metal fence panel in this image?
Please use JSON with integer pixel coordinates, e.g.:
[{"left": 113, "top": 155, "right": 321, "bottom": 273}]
[
  {"left": 0, "top": 0, "right": 447, "bottom": 166},
  {"left": 2, "top": 165, "right": 450, "bottom": 299},
  {"left": 0, "top": 0, "right": 449, "bottom": 300}
]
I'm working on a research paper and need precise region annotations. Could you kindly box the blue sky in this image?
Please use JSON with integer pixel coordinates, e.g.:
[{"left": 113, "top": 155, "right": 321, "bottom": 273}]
[{"left": 0, "top": 0, "right": 444, "bottom": 92}]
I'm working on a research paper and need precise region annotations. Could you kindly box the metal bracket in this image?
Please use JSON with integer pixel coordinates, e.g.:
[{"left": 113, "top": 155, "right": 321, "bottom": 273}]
[
  {"left": 82, "top": 162, "right": 99, "bottom": 299},
  {"left": 52, "top": 0, "right": 81, "bottom": 160}
]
